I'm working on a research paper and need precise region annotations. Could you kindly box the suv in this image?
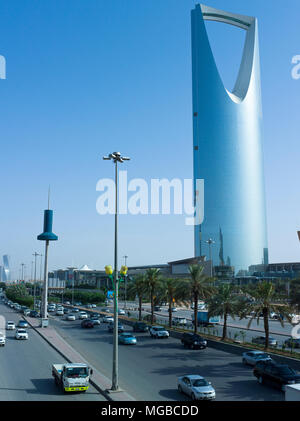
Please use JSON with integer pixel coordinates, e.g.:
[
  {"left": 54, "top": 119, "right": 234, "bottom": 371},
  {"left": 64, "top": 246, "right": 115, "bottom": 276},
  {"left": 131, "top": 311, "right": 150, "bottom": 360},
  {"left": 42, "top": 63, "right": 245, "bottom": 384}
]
[
  {"left": 149, "top": 326, "right": 169, "bottom": 339},
  {"left": 181, "top": 333, "right": 207, "bottom": 349},
  {"left": 133, "top": 322, "right": 149, "bottom": 332},
  {"left": 253, "top": 360, "right": 300, "bottom": 391}
]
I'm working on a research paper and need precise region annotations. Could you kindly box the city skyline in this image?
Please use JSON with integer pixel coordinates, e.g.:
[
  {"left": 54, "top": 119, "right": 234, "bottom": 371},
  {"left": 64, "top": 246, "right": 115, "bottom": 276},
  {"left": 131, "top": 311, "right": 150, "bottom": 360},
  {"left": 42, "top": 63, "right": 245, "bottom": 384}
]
[{"left": 0, "top": 0, "right": 299, "bottom": 274}]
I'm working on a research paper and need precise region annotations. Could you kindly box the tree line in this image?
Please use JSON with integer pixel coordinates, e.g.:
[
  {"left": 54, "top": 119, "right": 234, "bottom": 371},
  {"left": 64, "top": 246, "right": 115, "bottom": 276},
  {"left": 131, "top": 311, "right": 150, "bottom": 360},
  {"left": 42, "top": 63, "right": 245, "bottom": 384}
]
[{"left": 126, "top": 265, "right": 296, "bottom": 350}]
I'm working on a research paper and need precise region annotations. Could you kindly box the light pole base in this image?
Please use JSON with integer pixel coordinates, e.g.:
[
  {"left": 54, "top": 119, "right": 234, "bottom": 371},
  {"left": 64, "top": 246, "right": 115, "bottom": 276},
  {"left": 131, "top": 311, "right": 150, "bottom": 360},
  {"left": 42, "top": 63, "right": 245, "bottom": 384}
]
[{"left": 105, "top": 388, "right": 124, "bottom": 394}]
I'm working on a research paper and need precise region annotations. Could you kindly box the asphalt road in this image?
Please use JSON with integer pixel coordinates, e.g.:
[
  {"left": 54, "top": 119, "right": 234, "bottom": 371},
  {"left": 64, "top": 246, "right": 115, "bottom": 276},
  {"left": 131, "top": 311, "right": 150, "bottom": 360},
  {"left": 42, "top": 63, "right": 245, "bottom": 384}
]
[
  {"left": 49, "top": 311, "right": 284, "bottom": 401},
  {"left": 0, "top": 302, "right": 105, "bottom": 401}
]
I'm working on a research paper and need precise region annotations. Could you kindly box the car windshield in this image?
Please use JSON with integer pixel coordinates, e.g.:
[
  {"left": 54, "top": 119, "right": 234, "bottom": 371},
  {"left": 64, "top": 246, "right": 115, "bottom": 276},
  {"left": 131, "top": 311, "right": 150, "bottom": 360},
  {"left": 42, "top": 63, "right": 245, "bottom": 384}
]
[
  {"left": 278, "top": 366, "right": 296, "bottom": 375},
  {"left": 122, "top": 334, "right": 133, "bottom": 338},
  {"left": 192, "top": 379, "right": 209, "bottom": 387},
  {"left": 66, "top": 367, "right": 88, "bottom": 378},
  {"left": 155, "top": 327, "right": 165, "bottom": 331},
  {"left": 255, "top": 353, "right": 269, "bottom": 359},
  {"left": 18, "top": 329, "right": 26, "bottom": 333}
]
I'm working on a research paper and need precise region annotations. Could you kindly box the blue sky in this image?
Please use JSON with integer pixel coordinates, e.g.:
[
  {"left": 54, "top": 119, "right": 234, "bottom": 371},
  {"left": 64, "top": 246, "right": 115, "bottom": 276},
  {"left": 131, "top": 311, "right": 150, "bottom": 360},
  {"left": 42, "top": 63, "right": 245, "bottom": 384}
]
[{"left": 0, "top": 0, "right": 299, "bottom": 277}]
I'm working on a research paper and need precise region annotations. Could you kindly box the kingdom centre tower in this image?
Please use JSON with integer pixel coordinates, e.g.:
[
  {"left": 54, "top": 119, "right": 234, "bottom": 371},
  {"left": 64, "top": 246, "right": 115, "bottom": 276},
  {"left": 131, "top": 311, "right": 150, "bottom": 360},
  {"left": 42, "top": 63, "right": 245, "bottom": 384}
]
[{"left": 191, "top": 4, "right": 268, "bottom": 273}]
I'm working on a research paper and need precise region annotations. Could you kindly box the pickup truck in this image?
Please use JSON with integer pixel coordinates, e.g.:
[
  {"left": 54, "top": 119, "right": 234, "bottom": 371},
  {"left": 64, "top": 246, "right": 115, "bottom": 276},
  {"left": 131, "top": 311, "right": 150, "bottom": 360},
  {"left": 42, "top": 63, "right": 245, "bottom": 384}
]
[{"left": 52, "top": 363, "right": 93, "bottom": 393}]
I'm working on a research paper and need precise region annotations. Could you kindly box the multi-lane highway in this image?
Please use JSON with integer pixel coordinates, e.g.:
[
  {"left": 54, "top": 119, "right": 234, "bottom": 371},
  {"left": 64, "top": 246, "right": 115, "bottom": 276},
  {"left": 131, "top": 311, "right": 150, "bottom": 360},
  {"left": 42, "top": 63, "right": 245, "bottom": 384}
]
[
  {"left": 0, "top": 302, "right": 105, "bottom": 401},
  {"left": 48, "top": 309, "right": 284, "bottom": 401}
]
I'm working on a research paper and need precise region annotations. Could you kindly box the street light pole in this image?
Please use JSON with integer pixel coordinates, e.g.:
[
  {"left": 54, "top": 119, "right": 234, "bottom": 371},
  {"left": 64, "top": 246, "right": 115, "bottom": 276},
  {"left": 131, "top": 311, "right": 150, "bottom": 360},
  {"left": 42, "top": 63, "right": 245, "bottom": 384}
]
[
  {"left": 32, "top": 252, "right": 40, "bottom": 310},
  {"left": 123, "top": 255, "right": 128, "bottom": 309},
  {"left": 39, "top": 254, "right": 43, "bottom": 281},
  {"left": 21, "top": 263, "right": 25, "bottom": 283},
  {"left": 103, "top": 152, "right": 130, "bottom": 392},
  {"left": 206, "top": 238, "right": 215, "bottom": 277},
  {"left": 37, "top": 193, "right": 58, "bottom": 324}
]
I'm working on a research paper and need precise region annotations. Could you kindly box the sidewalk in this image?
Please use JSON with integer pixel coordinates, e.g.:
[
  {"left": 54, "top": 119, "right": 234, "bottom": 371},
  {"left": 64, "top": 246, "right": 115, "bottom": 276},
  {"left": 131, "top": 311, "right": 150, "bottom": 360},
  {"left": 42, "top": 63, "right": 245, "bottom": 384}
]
[{"left": 23, "top": 315, "right": 135, "bottom": 401}]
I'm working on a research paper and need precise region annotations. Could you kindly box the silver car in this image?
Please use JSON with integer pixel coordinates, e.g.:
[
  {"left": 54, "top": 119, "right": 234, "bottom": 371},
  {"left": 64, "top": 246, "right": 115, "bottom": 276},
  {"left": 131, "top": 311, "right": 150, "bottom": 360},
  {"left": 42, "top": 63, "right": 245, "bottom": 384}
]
[
  {"left": 177, "top": 375, "right": 216, "bottom": 400},
  {"left": 242, "top": 351, "right": 272, "bottom": 366},
  {"left": 252, "top": 336, "right": 277, "bottom": 347},
  {"left": 0, "top": 334, "right": 5, "bottom": 346}
]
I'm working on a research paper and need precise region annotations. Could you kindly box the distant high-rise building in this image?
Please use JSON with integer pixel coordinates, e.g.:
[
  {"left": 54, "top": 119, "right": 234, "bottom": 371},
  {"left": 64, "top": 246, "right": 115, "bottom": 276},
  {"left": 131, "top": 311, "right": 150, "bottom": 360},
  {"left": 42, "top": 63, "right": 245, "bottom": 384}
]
[
  {"left": 191, "top": 4, "right": 268, "bottom": 273},
  {"left": 3, "top": 255, "right": 11, "bottom": 282}
]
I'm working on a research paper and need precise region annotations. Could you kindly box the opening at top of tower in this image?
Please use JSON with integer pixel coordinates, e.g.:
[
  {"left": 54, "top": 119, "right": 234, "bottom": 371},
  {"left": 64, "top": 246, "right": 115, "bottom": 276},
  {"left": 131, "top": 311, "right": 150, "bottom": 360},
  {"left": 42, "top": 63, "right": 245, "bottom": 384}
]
[{"left": 204, "top": 19, "right": 246, "bottom": 96}]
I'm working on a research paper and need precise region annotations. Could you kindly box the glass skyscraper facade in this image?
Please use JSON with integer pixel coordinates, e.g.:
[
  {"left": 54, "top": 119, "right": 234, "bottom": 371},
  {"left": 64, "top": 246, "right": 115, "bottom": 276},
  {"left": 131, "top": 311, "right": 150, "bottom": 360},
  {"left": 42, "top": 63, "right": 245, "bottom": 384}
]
[{"left": 191, "top": 4, "right": 268, "bottom": 274}]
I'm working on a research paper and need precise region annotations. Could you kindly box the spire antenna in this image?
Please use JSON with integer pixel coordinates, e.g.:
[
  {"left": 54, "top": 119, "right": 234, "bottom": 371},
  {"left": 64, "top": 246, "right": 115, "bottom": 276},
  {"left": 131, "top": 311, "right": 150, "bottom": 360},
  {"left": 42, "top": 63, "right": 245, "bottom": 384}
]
[{"left": 48, "top": 186, "right": 51, "bottom": 210}]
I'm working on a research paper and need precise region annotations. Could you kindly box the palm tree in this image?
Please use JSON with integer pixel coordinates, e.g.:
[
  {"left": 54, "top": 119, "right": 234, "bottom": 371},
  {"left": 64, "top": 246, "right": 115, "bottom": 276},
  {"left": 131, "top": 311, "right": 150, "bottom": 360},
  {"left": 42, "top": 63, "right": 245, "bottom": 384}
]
[
  {"left": 145, "top": 268, "right": 162, "bottom": 324},
  {"left": 127, "top": 275, "right": 147, "bottom": 321},
  {"left": 160, "top": 278, "right": 181, "bottom": 328},
  {"left": 241, "top": 281, "right": 292, "bottom": 350},
  {"left": 177, "top": 265, "right": 215, "bottom": 334},
  {"left": 207, "top": 284, "right": 241, "bottom": 340}
]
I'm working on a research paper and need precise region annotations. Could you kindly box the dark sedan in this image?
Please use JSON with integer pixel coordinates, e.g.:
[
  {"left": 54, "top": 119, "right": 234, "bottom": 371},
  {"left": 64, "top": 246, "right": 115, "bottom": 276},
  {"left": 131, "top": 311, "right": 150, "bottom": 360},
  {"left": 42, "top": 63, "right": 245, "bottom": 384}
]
[
  {"left": 252, "top": 336, "right": 277, "bottom": 347},
  {"left": 133, "top": 322, "right": 149, "bottom": 332},
  {"left": 81, "top": 319, "right": 94, "bottom": 328},
  {"left": 284, "top": 338, "right": 300, "bottom": 349},
  {"left": 253, "top": 360, "right": 300, "bottom": 392},
  {"left": 181, "top": 333, "right": 207, "bottom": 349},
  {"left": 108, "top": 323, "right": 124, "bottom": 333},
  {"left": 29, "top": 310, "right": 40, "bottom": 318}
]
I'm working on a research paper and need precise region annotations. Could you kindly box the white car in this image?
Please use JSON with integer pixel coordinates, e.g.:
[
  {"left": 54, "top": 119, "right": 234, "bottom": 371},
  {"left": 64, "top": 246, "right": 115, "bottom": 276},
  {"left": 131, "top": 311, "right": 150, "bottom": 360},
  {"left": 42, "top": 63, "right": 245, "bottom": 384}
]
[
  {"left": 118, "top": 309, "right": 125, "bottom": 315},
  {"left": 149, "top": 326, "right": 169, "bottom": 338},
  {"left": 91, "top": 304, "right": 97, "bottom": 308},
  {"left": 177, "top": 375, "right": 216, "bottom": 400},
  {"left": 66, "top": 314, "right": 76, "bottom": 321},
  {"left": 56, "top": 309, "right": 64, "bottom": 316},
  {"left": 172, "top": 317, "right": 187, "bottom": 326},
  {"left": 102, "top": 316, "right": 114, "bottom": 323},
  {"left": 79, "top": 312, "right": 88, "bottom": 320},
  {"left": 15, "top": 329, "right": 29, "bottom": 340},
  {"left": 0, "top": 334, "right": 5, "bottom": 346},
  {"left": 6, "top": 321, "right": 16, "bottom": 330}
]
